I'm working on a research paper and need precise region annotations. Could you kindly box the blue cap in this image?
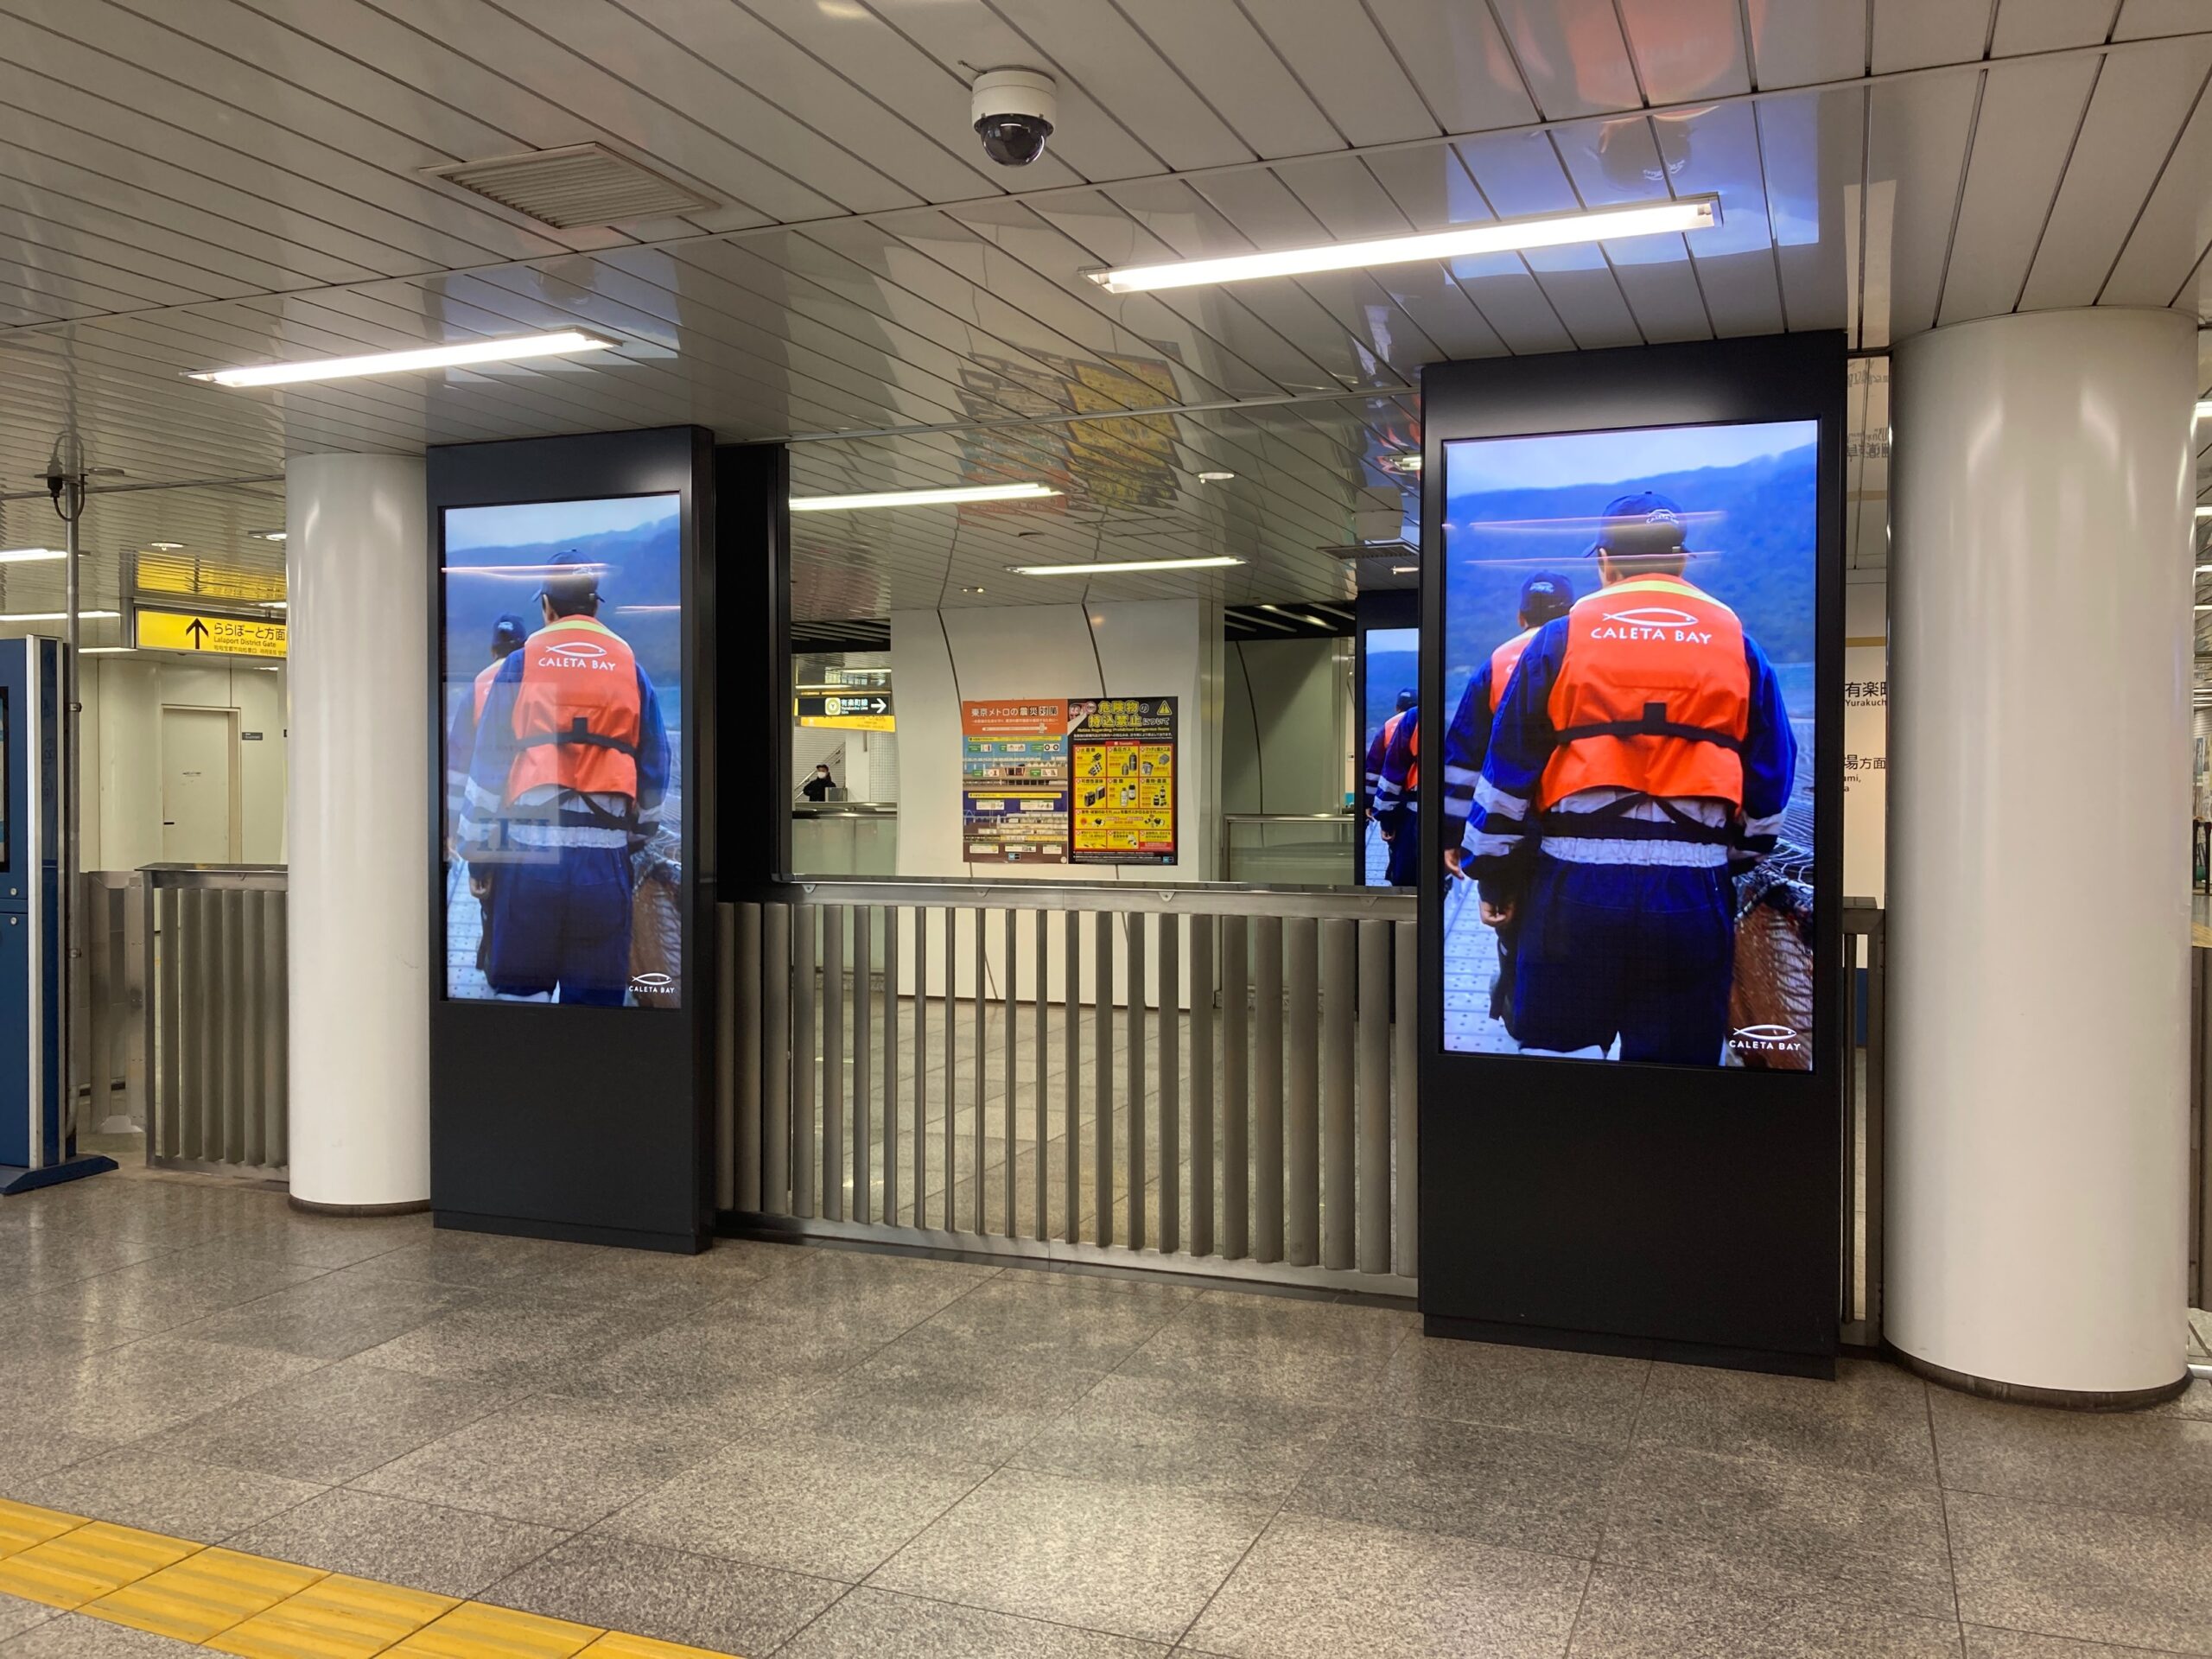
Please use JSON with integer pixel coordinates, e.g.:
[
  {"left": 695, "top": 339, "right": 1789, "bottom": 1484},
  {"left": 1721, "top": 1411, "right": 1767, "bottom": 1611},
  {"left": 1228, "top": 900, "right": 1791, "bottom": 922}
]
[
  {"left": 490, "top": 613, "right": 528, "bottom": 651},
  {"left": 1590, "top": 492, "right": 1688, "bottom": 557},
  {"left": 1518, "top": 571, "right": 1573, "bottom": 623}
]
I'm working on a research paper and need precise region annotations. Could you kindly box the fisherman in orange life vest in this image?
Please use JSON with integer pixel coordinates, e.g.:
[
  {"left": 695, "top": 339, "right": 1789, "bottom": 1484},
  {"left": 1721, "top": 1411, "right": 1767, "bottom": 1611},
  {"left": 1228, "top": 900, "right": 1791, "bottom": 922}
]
[
  {"left": 1465, "top": 495, "right": 1796, "bottom": 1064},
  {"left": 1434, "top": 572, "right": 1577, "bottom": 1027},
  {"left": 1371, "top": 696, "right": 1426, "bottom": 887},
  {"left": 456, "top": 553, "right": 671, "bottom": 1007},
  {"left": 445, "top": 613, "right": 530, "bottom": 971},
  {"left": 1363, "top": 688, "right": 1414, "bottom": 810}
]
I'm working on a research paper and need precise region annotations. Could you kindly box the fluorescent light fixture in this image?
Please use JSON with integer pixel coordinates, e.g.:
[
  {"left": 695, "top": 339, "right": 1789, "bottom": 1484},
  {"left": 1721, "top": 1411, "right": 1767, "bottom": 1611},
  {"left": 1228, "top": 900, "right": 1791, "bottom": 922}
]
[
  {"left": 188, "top": 330, "right": 615, "bottom": 388},
  {"left": 0, "top": 547, "right": 66, "bottom": 564},
  {"left": 1390, "top": 565, "right": 1419, "bottom": 575},
  {"left": 251, "top": 530, "right": 287, "bottom": 541},
  {"left": 2197, "top": 400, "right": 2211, "bottom": 420},
  {"left": 1007, "top": 555, "right": 1243, "bottom": 576},
  {"left": 1086, "top": 196, "right": 1719, "bottom": 294},
  {"left": 791, "top": 481, "right": 1059, "bottom": 512},
  {"left": 1197, "top": 470, "right": 1236, "bottom": 482},
  {"left": 2198, "top": 506, "right": 2212, "bottom": 518},
  {"left": 0, "top": 609, "right": 120, "bottom": 621},
  {"left": 146, "top": 540, "right": 184, "bottom": 551},
  {"left": 80, "top": 646, "right": 136, "bottom": 655}
]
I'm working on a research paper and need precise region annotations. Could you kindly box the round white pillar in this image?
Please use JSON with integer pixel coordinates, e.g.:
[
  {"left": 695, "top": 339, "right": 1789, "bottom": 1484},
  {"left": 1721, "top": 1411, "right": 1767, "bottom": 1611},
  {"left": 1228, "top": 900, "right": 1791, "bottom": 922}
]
[
  {"left": 1888, "top": 307, "right": 2196, "bottom": 1402},
  {"left": 284, "top": 454, "right": 429, "bottom": 1211}
]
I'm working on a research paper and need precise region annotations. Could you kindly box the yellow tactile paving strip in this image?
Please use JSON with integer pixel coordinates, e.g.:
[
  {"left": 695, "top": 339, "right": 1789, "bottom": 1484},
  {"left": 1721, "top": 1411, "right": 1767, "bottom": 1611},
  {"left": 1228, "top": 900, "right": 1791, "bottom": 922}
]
[{"left": 0, "top": 1501, "right": 739, "bottom": 1659}]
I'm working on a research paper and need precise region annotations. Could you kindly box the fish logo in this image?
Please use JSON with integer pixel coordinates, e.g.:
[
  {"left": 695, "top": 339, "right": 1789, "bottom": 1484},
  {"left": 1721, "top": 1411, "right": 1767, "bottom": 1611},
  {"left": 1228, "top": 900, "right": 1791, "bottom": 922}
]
[{"left": 1601, "top": 607, "right": 1700, "bottom": 628}]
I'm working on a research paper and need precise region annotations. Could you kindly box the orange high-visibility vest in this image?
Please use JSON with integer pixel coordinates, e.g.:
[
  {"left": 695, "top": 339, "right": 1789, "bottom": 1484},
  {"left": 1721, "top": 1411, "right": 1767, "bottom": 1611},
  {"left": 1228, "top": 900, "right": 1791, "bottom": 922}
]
[
  {"left": 471, "top": 657, "right": 501, "bottom": 723},
  {"left": 504, "top": 616, "right": 644, "bottom": 805},
  {"left": 1489, "top": 626, "right": 1541, "bottom": 715},
  {"left": 1537, "top": 575, "right": 1749, "bottom": 811}
]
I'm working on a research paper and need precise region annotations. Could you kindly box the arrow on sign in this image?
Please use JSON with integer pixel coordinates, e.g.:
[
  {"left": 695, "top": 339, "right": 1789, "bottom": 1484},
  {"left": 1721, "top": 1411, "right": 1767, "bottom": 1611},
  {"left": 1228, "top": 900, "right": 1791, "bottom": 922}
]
[
  {"left": 870, "top": 696, "right": 888, "bottom": 714},
  {"left": 185, "top": 618, "right": 209, "bottom": 649}
]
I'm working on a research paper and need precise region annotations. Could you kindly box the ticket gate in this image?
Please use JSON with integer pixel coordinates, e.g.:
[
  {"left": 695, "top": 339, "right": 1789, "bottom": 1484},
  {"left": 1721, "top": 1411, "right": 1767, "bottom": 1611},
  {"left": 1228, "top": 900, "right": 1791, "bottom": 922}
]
[{"left": 0, "top": 637, "right": 112, "bottom": 1193}]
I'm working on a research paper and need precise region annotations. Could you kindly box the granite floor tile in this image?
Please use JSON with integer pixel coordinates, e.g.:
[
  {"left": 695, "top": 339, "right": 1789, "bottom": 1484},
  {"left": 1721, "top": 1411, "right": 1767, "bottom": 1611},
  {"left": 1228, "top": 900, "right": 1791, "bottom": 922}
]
[
  {"left": 0, "top": 1596, "right": 56, "bottom": 1646},
  {"left": 0, "top": 1427, "right": 121, "bottom": 1495},
  {"left": 482, "top": 1534, "right": 842, "bottom": 1656},
  {"left": 350, "top": 1393, "right": 728, "bottom": 1529},
  {"left": 1947, "top": 1489, "right": 2212, "bottom": 1655},
  {"left": 1285, "top": 1411, "right": 1619, "bottom": 1560},
  {"left": 601, "top": 1431, "right": 986, "bottom": 1582},
  {"left": 170, "top": 1271, "right": 484, "bottom": 1362},
  {"left": 1382, "top": 1335, "right": 1650, "bottom": 1445},
  {"left": 788, "top": 1325, "right": 1109, "bottom": 1470},
  {"left": 1184, "top": 1512, "right": 1591, "bottom": 1659},
  {"left": 776, "top": 1587, "right": 1170, "bottom": 1659},
  {"left": 224, "top": 1487, "right": 570, "bottom": 1599},
  {"left": 5, "top": 1447, "right": 323, "bottom": 1542},
  {"left": 206, "top": 1211, "right": 431, "bottom": 1270},
  {"left": 333, "top": 1232, "right": 565, "bottom": 1294},
  {"left": 1007, "top": 1370, "right": 1346, "bottom": 1501},
  {"left": 1116, "top": 1291, "right": 1416, "bottom": 1409},
  {"left": 869, "top": 1468, "right": 1271, "bottom": 1644},
  {"left": 1964, "top": 1628, "right": 2197, "bottom": 1657},
  {"left": 1599, "top": 1442, "right": 1956, "bottom": 1618},
  {"left": 2151, "top": 1377, "right": 2212, "bottom": 1421},
  {"left": 156, "top": 1358, "right": 518, "bottom": 1484},
  {"left": 1931, "top": 1389, "right": 2212, "bottom": 1518},
  {"left": 0, "top": 1613, "right": 196, "bottom": 1659},
  {"left": 16, "top": 1337, "right": 326, "bottom": 1441},
  {"left": 1634, "top": 1357, "right": 1938, "bottom": 1484},
  {"left": 1567, "top": 1560, "right": 1967, "bottom": 1657},
  {"left": 348, "top": 1294, "right": 672, "bottom": 1389},
  {"left": 714, "top": 1251, "right": 999, "bottom": 1345},
  {"left": 558, "top": 1306, "right": 878, "bottom": 1424},
  {"left": 911, "top": 1273, "right": 1190, "bottom": 1369},
  {"left": 17, "top": 1253, "right": 331, "bottom": 1341}
]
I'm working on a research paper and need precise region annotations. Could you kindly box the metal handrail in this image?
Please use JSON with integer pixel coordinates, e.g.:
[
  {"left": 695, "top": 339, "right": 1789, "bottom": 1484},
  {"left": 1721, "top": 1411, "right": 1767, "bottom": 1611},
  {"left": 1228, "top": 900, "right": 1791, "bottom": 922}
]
[
  {"left": 791, "top": 803, "right": 899, "bottom": 817},
  {"left": 1222, "top": 812, "right": 1357, "bottom": 823},
  {"left": 765, "top": 876, "right": 1413, "bottom": 921}
]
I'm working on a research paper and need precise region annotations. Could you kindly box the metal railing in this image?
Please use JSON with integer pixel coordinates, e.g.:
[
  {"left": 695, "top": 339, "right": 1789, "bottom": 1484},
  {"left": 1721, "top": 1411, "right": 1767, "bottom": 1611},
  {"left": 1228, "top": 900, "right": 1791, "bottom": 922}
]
[
  {"left": 720, "top": 879, "right": 1418, "bottom": 1295},
  {"left": 76, "top": 872, "right": 149, "bottom": 1135},
  {"left": 791, "top": 802, "right": 898, "bottom": 879},
  {"left": 141, "top": 865, "right": 289, "bottom": 1175},
  {"left": 1220, "top": 812, "right": 1357, "bottom": 886},
  {"left": 1841, "top": 897, "right": 1886, "bottom": 1349}
]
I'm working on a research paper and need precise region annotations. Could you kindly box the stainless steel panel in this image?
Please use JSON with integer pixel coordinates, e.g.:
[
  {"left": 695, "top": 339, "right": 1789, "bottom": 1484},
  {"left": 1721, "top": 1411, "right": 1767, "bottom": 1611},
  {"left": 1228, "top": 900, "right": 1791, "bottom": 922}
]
[
  {"left": 1065, "top": 907, "right": 1081, "bottom": 1246},
  {"left": 1284, "top": 916, "right": 1319, "bottom": 1268},
  {"left": 1190, "top": 914, "right": 1215, "bottom": 1258},
  {"left": 822, "top": 901, "right": 844, "bottom": 1223},
  {"left": 1319, "top": 916, "right": 1354, "bottom": 1272},
  {"left": 1128, "top": 908, "right": 1147, "bottom": 1249},
  {"left": 883, "top": 903, "right": 899, "bottom": 1228},
  {"left": 1356, "top": 918, "right": 1391, "bottom": 1275},
  {"left": 1221, "top": 913, "right": 1249, "bottom": 1260},
  {"left": 1004, "top": 905, "right": 1017, "bottom": 1236},
  {"left": 793, "top": 902, "right": 817, "bottom": 1219},
  {"left": 733, "top": 903, "right": 760, "bottom": 1213},
  {"left": 942, "top": 906, "right": 957, "bottom": 1231},
  {"left": 763, "top": 901, "right": 791, "bottom": 1215},
  {"left": 1095, "top": 908, "right": 1114, "bottom": 1247},
  {"left": 1393, "top": 918, "right": 1418, "bottom": 1277},
  {"left": 1033, "top": 906, "right": 1049, "bottom": 1243},
  {"left": 1159, "top": 911, "right": 1179, "bottom": 1255},
  {"left": 973, "top": 905, "right": 986, "bottom": 1236},
  {"left": 852, "top": 904, "right": 872, "bottom": 1226}
]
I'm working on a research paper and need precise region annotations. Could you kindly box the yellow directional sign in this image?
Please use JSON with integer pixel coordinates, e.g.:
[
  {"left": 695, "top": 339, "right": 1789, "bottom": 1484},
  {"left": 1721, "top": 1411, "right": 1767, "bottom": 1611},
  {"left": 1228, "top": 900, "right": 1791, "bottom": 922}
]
[{"left": 135, "top": 607, "right": 287, "bottom": 660}]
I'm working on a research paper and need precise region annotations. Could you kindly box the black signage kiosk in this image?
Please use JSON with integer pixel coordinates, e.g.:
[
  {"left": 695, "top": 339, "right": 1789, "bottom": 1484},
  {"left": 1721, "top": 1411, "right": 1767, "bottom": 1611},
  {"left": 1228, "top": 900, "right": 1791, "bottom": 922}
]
[
  {"left": 426, "top": 426, "right": 715, "bottom": 1252},
  {"left": 1417, "top": 334, "right": 1846, "bottom": 1374}
]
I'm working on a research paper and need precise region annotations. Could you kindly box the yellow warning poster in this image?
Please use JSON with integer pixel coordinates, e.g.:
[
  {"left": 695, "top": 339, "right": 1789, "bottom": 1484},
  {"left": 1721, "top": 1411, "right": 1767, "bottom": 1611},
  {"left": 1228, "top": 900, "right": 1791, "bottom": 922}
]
[{"left": 1069, "top": 697, "right": 1177, "bottom": 865}]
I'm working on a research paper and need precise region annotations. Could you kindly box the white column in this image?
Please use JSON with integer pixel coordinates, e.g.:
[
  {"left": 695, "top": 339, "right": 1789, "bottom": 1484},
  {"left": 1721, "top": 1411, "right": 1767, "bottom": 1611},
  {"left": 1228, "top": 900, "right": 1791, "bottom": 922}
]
[
  {"left": 284, "top": 454, "right": 429, "bottom": 1211},
  {"left": 1888, "top": 307, "right": 2196, "bottom": 1400}
]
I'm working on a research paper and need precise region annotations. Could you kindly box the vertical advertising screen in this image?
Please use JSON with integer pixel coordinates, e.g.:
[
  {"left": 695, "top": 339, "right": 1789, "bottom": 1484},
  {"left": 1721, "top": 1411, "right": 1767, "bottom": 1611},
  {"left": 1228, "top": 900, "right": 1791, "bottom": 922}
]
[
  {"left": 442, "top": 493, "right": 682, "bottom": 1008},
  {"left": 1441, "top": 421, "right": 1818, "bottom": 1069},
  {"left": 1361, "top": 625, "right": 1419, "bottom": 887}
]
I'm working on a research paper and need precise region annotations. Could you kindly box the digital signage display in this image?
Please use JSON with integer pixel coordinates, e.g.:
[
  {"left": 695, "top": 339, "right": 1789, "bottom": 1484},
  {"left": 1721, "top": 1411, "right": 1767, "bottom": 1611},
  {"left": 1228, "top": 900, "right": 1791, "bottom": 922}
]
[
  {"left": 1440, "top": 421, "right": 1818, "bottom": 1070},
  {"left": 1360, "top": 625, "right": 1418, "bottom": 887},
  {"left": 441, "top": 493, "right": 683, "bottom": 1009}
]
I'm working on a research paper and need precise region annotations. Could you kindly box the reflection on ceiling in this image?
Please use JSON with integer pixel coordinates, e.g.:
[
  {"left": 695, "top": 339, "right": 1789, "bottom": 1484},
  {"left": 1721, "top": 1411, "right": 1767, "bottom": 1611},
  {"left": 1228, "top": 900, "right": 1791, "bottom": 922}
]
[{"left": 0, "top": 0, "right": 2204, "bottom": 633}]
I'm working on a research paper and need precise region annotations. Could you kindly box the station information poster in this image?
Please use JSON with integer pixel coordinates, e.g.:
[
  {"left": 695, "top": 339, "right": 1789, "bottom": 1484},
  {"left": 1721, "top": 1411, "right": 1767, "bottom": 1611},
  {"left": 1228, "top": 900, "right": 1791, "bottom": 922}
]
[{"left": 960, "top": 696, "right": 1178, "bottom": 865}]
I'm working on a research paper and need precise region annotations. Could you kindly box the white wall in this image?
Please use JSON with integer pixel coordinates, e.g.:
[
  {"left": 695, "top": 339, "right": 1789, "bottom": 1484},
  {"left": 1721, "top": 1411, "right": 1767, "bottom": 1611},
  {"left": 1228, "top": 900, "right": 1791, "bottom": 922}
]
[
  {"left": 79, "top": 655, "right": 288, "bottom": 870},
  {"left": 887, "top": 600, "right": 1222, "bottom": 1007},
  {"left": 1222, "top": 638, "right": 1351, "bottom": 816}
]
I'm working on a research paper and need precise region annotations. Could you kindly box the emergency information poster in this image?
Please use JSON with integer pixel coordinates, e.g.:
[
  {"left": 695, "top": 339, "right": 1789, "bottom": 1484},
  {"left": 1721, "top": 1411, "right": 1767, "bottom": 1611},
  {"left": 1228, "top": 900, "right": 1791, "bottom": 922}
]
[
  {"left": 1070, "top": 697, "right": 1177, "bottom": 865},
  {"left": 960, "top": 696, "right": 1177, "bottom": 865},
  {"left": 961, "top": 701, "right": 1072, "bottom": 862}
]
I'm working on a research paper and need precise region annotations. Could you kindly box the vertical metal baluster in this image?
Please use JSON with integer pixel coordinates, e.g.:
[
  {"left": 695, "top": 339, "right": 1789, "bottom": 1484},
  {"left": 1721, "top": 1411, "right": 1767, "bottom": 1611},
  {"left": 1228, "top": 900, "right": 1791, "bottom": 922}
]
[
  {"left": 1034, "top": 906, "right": 1049, "bottom": 1241},
  {"left": 1394, "top": 918, "right": 1419, "bottom": 1276},
  {"left": 1319, "top": 917, "right": 1356, "bottom": 1271},
  {"left": 1253, "top": 914, "right": 1283, "bottom": 1262},
  {"left": 1095, "top": 906, "right": 1114, "bottom": 1246},
  {"left": 763, "top": 903, "right": 791, "bottom": 1214},
  {"left": 1065, "top": 908, "right": 1081, "bottom": 1244},
  {"left": 156, "top": 886, "right": 179, "bottom": 1160},
  {"left": 852, "top": 905, "right": 872, "bottom": 1225},
  {"left": 1003, "top": 906, "right": 1018, "bottom": 1237},
  {"left": 739, "top": 911, "right": 765, "bottom": 1211},
  {"left": 943, "top": 907, "right": 957, "bottom": 1231},
  {"left": 912, "top": 906, "right": 929, "bottom": 1228},
  {"left": 823, "top": 903, "right": 845, "bottom": 1222},
  {"left": 220, "top": 891, "right": 243, "bottom": 1162},
  {"left": 732, "top": 904, "right": 760, "bottom": 1213},
  {"left": 185, "top": 890, "right": 208, "bottom": 1160},
  {"left": 973, "top": 905, "right": 987, "bottom": 1236},
  {"left": 1128, "top": 909, "right": 1147, "bottom": 1250},
  {"left": 1221, "top": 913, "right": 1249, "bottom": 1260},
  {"left": 266, "top": 890, "right": 288, "bottom": 1170},
  {"left": 793, "top": 905, "right": 817, "bottom": 1219},
  {"left": 1357, "top": 918, "right": 1392, "bottom": 1274},
  {"left": 240, "top": 891, "right": 264, "bottom": 1167},
  {"left": 1190, "top": 914, "right": 1215, "bottom": 1257},
  {"left": 1285, "top": 917, "right": 1320, "bottom": 1267},
  {"left": 883, "top": 904, "right": 900, "bottom": 1227},
  {"left": 1159, "top": 911, "right": 1179, "bottom": 1255}
]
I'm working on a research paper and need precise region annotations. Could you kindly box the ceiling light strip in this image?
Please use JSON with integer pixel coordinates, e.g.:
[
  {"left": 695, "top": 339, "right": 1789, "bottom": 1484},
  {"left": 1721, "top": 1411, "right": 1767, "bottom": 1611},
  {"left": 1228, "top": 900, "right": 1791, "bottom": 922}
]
[
  {"left": 792, "top": 482, "right": 1061, "bottom": 512},
  {"left": 1086, "top": 197, "right": 1719, "bottom": 294},
  {"left": 189, "top": 331, "right": 616, "bottom": 389},
  {"left": 1008, "top": 556, "right": 1243, "bottom": 576}
]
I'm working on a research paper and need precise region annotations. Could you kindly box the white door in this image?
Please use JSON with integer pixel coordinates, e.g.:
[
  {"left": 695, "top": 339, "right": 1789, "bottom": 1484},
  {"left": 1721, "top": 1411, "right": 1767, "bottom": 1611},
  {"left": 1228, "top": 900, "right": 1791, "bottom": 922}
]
[{"left": 162, "top": 707, "right": 238, "bottom": 863}]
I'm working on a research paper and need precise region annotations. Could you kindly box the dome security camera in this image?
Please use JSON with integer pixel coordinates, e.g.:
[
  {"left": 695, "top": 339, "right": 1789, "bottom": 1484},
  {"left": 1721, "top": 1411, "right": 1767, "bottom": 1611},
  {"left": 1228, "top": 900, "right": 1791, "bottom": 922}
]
[{"left": 971, "top": 67, "right": 1057, "bottom": 168}]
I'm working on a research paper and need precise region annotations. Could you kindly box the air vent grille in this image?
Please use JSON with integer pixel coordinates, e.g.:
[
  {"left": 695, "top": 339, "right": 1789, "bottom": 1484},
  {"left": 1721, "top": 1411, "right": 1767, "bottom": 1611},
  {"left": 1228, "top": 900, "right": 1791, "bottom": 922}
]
[{"left": 426, "top": 143, "right": 715, "bottom": 229}]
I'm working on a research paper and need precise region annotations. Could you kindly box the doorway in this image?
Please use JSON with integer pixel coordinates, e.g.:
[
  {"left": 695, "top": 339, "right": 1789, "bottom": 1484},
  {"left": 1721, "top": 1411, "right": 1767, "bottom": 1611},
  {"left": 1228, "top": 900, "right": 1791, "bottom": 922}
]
[{"left": 161, "top": 706, "right": 239, "bottom": 863}]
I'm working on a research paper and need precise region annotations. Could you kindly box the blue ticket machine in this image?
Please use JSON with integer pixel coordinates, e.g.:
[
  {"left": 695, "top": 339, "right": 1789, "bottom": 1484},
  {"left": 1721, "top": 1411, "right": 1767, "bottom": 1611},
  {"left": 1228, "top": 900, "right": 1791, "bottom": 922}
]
[{"left": 0, "top": 637, "right": 111, "bottom": 1193}]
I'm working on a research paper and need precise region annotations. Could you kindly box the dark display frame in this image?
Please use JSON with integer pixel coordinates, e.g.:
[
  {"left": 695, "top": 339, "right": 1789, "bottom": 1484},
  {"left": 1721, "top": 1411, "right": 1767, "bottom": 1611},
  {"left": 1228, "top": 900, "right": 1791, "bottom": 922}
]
[
  {"left": 425, "top": 427, "right": 715, "bottom": 1253},
  {"left": 1417, "top": 334, "right": 1847, "bottom": 1374}
]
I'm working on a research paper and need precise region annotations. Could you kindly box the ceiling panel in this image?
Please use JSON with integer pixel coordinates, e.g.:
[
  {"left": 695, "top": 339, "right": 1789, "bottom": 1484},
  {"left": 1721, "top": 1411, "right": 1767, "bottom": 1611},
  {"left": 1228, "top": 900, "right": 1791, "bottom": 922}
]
[
  {"left": 1361, "top": 0, "right": 1540, "bottom": 135},
  {"left": 1991, "top": 0, "right": 2122, "bottom": 54},
  {"left": 2100, "top": 62, "right": 2212, "bottom": 304},
  {"left": 1107, "top": 0, "right": 1341, "bottom": 160},
  {"left": 1745, "top": 0, "right": 1869, "bottom": 89},
  {"left": 1871, "top": 0, "right": 1996, "bottom": 73},
  {"left": 1862, "top": 73, "right": 1981, "bottom": 340},
  {"left": 1616, "top": 0, "right": 1754, "bottom": 104},
  {"left": 1484, "top": 0, "right": 1643, "bottom": 119},
  {"left": 1937, "top": 55, "right": 2100, "bottom": 323},
  {"left": 1236, "top": 4, "right": 1441, "bottom": 146}
]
